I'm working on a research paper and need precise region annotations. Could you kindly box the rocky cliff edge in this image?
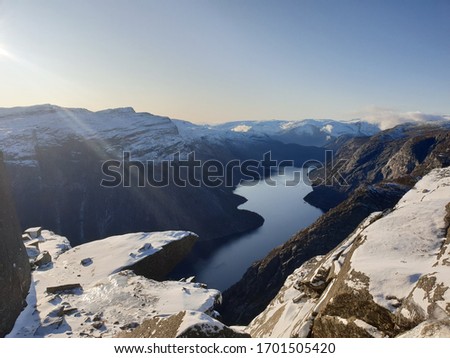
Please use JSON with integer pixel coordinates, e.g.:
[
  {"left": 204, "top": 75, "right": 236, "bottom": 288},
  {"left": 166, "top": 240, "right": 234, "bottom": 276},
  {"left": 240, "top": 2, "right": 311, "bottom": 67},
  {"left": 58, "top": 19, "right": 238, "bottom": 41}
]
[{"left": 247, "top": 168, "right": 450, "bottom": 338}]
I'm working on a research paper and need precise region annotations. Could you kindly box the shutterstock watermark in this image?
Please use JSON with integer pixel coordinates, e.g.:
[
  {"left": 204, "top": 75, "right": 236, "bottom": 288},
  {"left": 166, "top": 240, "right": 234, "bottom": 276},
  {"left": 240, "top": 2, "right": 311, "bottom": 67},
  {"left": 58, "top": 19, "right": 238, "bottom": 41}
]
[{"left": 100, "top": 150, "right": 349, "bottom": 188}]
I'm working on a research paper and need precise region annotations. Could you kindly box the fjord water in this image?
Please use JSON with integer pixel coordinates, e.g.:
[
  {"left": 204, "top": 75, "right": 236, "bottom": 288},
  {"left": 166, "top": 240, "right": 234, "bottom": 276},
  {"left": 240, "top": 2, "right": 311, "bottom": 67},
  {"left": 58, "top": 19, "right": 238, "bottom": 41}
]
[{"left": 185, "top": 167, "right": 323, "bottom": 291}]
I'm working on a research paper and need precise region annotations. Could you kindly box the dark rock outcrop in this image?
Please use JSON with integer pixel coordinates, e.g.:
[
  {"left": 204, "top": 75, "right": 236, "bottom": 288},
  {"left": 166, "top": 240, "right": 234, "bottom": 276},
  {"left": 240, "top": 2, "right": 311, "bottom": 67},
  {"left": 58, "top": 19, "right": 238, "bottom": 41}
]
[
  {"left": 0, "top": 153, "right": 31, "bottom": 337},
  {"left": 118, "top": 311, "right": 250, "bottom": 338},
  {"left": 130, "top": 233, "right": 198, "bottom": 280}
]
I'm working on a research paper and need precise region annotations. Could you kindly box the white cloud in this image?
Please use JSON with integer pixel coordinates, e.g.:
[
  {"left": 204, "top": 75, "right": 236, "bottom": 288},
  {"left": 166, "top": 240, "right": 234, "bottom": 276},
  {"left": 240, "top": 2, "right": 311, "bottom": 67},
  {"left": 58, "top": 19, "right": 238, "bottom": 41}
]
[
  {"left": 231, "top": 124, "right": 252, "bottom": 133},
  {"left": 352, "top": 107, "right": 450, "bottom": 130},
  {"left": 320, "top": 124, "right": 334, "bottom": 134}
]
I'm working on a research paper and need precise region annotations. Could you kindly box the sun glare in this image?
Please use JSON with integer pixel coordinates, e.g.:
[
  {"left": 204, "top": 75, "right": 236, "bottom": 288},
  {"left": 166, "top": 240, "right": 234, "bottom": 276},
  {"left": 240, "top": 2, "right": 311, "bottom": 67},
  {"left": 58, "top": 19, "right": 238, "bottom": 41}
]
[{"left": 0, "top": 45, "right": 14, "bottom": 60}]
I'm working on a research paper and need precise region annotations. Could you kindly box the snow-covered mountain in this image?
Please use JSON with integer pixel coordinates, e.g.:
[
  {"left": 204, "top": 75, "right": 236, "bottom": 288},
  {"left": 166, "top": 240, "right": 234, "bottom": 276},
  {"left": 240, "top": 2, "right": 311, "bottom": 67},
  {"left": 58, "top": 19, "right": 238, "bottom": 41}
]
[
  {"left": 9, "top": 105, "right": 448, "bottom": 171},
  {"left": 174, "top": 118, "right": 381, "bottom": 147},
  {"left": 215, "top": 119, "right": 380, "bottom": 145},
  {"left": 246, "top": 168, "right": 450, "bottom": 338},
  {"left": 0, "top": 104, "right": 382, "bottom": 165},
  {"left": 0, "top": 104, "right": 184, "bottom": 163},
  {"left": 2, "top": 104, "right": 449, "bottom": 166}
]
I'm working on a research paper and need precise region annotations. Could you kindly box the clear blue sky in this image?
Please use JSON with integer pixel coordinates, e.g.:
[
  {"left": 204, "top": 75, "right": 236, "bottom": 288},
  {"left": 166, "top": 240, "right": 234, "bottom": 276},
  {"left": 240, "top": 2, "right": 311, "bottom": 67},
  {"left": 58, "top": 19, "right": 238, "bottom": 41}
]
[{"left": 0, "top": 0, "right": 449, "bottom": 123}]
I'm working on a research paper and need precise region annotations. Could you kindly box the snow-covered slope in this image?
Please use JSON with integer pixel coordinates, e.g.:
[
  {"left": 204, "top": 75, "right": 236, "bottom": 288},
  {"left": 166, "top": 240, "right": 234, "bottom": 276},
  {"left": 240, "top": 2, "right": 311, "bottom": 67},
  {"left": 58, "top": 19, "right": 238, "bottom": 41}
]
[
  {"left": 8, "top": 230, "right": 221, "bottom": 338},
  {"left": 174, "top": 118, "right": 381, "bottom": 146},
  {"left": 215, "top": 119, "right": 380, "bottom": 138},
  {"left": 247, "top": 168, "right": 450, "bottom": 338},
  {"left": 0, "top": 104, "right": 183, "bottom": 163}
]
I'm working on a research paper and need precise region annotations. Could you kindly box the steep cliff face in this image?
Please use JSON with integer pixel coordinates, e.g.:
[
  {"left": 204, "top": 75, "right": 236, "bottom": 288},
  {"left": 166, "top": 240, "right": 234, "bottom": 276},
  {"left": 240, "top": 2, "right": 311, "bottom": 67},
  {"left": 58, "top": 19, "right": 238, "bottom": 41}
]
[
  {"left": 0, "top": 154, "right": 31, "bottom": 337},
  {"left": 247, "top": 168, "right": 450, "bottom": 337},
  {"left": 305, "top": 123, "right": 450, "bottom": 211}
]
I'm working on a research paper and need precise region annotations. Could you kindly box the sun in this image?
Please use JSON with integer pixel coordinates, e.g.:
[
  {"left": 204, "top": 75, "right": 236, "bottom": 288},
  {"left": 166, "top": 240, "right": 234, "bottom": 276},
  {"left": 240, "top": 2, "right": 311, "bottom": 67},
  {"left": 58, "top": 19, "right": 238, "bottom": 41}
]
[{"left": 0, "top": 45, "right": 14, "bottom": 60}]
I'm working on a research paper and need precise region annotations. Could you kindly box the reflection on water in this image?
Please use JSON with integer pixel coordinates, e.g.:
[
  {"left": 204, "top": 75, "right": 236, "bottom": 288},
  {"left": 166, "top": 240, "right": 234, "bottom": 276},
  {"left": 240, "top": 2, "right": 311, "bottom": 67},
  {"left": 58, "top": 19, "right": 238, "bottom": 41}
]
[{"left": 175, "top": 168, "right": 322, "bottom": 291}]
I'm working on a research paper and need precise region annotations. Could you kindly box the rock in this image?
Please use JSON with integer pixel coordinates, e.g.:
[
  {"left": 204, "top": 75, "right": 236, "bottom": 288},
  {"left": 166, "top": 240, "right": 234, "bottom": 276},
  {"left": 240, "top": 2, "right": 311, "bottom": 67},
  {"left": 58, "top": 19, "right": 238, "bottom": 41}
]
[
  {"left": 26, "top": 246, "right": 40, "bottom": 260},
  {"left": 138, "top": 243, "right": 152, "bottom": 252},
  {"left": 34, "top": 251, "right": 52, "bottom": 267},
  {"left": 119, "top": 322, "right": 140, "bottom": 331},
  {"left": 24, "top": 227, "right": 43, "bottom": 239},
  {"left": 398, "top": 318, "right": 450, "bottom": 337},
  {"left": 118, "top": 311, "right": 250, "bottom": 338},
  {"left": 80, "top": 258, "right": 93, "bottom": 267},
  {"left": 46, "top": 283, "right": 82, "bottom": 294},
  {"left": 34, "top": 316, "right": 64, "bottom": 336},
  {"left": 130, "top": 233, "right": 198, "bottom": 281},
  {"left": 60, "top": 307, "right": 78, "bottom": 316},
  {"left": 92, "top": 321, "right": 104, "bottom": 330},
  {"left": 0, "top": 153, "right": 31, "bottom": 337}
]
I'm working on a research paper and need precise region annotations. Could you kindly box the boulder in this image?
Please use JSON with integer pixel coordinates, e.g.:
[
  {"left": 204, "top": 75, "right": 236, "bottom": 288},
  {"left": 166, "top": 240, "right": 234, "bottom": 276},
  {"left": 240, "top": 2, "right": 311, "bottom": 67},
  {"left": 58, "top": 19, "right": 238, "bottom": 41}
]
[
  {"left": 34, "top": 251, "right": 52, "bottom": 267},
  {"left": 46, "top": 283, "right": 82, "bottom": 294}
]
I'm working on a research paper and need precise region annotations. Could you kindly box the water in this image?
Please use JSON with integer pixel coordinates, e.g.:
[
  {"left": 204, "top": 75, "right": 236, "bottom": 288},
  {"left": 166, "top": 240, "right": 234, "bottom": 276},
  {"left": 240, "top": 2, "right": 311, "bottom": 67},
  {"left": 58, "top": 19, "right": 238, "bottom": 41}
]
[{"left": 178, "top": 167, "right": 322, "bottom": 291}]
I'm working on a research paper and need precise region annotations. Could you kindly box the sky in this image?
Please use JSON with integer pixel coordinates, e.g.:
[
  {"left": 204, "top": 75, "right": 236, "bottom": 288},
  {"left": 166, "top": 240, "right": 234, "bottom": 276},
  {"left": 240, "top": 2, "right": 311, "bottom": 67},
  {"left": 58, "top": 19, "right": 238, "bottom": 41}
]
[{"left": 0, "top": 0, "right": 449, "bottom": 123}]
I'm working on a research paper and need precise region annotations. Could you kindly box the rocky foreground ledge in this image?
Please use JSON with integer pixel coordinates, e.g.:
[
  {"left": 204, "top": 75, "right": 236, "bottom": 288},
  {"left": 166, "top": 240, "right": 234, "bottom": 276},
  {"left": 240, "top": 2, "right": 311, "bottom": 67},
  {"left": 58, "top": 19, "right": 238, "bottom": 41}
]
[
  {"left": 8, "top": 230, "right": 244, "bottom": 338},
  {"left": 246, "top": 168, "right": 450, "bottom": 338}
]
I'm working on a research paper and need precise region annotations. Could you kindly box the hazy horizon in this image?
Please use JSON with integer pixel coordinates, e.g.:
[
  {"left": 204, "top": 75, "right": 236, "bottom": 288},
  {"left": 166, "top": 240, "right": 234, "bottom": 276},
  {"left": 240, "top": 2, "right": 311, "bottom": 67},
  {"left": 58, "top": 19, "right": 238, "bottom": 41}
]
[{"left": 1, "top": 0, "right": 449, "bottom": 124}]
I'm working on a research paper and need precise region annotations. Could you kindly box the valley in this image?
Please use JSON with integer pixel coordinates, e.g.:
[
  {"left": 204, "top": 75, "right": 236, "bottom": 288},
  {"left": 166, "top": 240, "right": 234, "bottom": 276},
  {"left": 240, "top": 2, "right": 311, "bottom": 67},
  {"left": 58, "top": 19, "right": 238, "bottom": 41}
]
[{"left": 1, "top": 105, "right": 450, "bottom": 338}]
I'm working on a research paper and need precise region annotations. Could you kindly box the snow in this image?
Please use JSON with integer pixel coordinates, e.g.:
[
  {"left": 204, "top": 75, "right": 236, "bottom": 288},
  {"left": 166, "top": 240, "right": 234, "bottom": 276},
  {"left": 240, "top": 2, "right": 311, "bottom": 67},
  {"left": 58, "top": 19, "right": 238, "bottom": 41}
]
[
  {"left": 8, "top": 230, "right": 220, "bottom": 338},
  {"left": 2, "top": 105, "right": 449, "bottom": 167},
  {"left": 246, "top": 257, "right": 324, "bottom": 338},
  {"left": 0, "top": 104, "right": 385, "bottom": 167},
  {"left": 350, "top": 167, "right": 450, "bottom": 312},
  {"left": 353, "top": 319, "right": 384, "bottom": 338},
  {"left": 0, "top": 105, "right": 184, "bottom": 162},
  {"left": 212, "top": 118, "right": 380, "bottom": 138},
  {"left": 176, "top": 310, "right": 226, "bottom": 336},
  {"left": 43, "top": 230, "right": 196, "bottom": 287}
]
